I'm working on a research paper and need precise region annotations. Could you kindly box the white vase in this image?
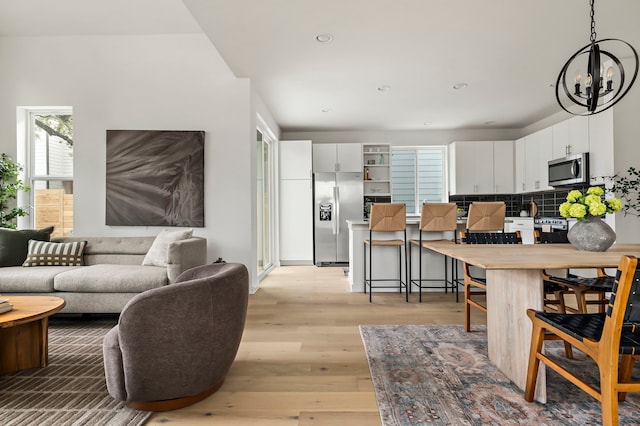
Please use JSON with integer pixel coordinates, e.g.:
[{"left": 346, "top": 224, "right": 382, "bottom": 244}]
[{"left": 567, "top": 216, "right": 616, "bottom": 252}]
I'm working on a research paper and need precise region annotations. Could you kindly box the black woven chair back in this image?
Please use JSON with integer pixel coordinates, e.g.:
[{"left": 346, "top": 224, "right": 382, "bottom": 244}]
[
  {"left": 461, "top": 231, "right": 521, "bottom": 245},
  {"left": 608, "top": 266, "right": 640, "bottom": 324},
  {"left": 537, "top": 231, "right": 569, "bottom": 244}
]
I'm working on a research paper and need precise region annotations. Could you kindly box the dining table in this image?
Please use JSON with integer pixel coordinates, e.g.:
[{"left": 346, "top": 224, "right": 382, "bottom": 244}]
[{"left": 421, "top": 240, "right": 640, "bottom": 403}]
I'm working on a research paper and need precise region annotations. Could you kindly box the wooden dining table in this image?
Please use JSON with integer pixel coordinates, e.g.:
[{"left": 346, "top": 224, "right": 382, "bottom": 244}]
[{"left": 421, "top": 241, "right": 640, "bottom": 403}]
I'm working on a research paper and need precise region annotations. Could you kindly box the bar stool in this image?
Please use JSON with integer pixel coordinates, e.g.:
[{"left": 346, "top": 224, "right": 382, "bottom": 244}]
[
  {"left": 363, "top": 203, "right": 408, "bottom": 303},
  {"left": 408, "top": 202, "right": 458, "bottom": 302}
]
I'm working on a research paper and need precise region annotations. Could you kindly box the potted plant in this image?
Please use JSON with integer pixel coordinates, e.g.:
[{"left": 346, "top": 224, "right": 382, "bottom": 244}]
[
  {"left": 0, "top": 153, "right": 30, "bottom": 229},
  {"left": 558, "top": 186, "right": 622, "bottom": 251},
  {"left": 606, "top": 166, "right": 640, "bottom": 217}
]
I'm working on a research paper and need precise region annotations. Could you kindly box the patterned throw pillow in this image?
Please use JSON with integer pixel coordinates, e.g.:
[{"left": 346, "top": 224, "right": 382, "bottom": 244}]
[{"left": 23, "top": 240, "right": 87, "bottom": 267}]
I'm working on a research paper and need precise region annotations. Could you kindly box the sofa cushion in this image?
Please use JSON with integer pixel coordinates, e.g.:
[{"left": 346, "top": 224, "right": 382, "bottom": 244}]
[
  {"left": 23, "top": 240, "right": 87, "bottom": 267},
  {"left": 0, "top": 226, "right": 55, "bottom": 267},
  {"left": 0, "top": 265, "right": 79, "bottom": 292},
  {"left": 54, "top": 264, "right": 168, "bottom": 293},
  {"left": 142, "top": 229, "right": 193, "bottom": 267}
]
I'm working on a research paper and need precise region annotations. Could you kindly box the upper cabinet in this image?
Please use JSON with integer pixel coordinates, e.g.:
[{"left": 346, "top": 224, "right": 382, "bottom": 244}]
[
  {"left": 312, "top": 143, "right": 362, "bottom": 173},
  {"left": 552, "top": 116, "right": 589, "bottom": 159},
  {"left": 493, "top": 140, "right": 515, "bottom": 194},
  {"left": 515, "top": 137, "right": 526, "bottom": 193},
  {"left": 523, "top": 127, "right": 553, "bottom": 192},
  {"left": 449, "top": 140, "right": 513, "bottom": 195},
  {"left": 280, "top": 140, "right": 312, "bottom": 180}
]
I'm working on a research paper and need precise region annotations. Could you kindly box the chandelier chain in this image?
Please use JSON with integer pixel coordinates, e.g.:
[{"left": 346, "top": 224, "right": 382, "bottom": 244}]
[{"left": 590, "top": 0, "right": 597, "bottom": 43}]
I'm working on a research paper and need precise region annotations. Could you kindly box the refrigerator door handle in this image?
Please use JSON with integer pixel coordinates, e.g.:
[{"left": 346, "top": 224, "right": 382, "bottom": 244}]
[{"left": 334, "top": 186, "right": 340, "bottom": 235}]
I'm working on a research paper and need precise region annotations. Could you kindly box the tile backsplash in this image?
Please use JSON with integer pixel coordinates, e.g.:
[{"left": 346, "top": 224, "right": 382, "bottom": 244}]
[{"left": 449, "top": 184, "right": 591, "bottom": 218}]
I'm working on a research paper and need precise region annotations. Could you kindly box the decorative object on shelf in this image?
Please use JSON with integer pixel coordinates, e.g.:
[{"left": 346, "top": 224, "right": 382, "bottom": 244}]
[
  {"left": 606, "top": 166, "right": 640, "bottom": 217},
  {"left": 456, "top": 207, "right": 465, "bottom": 218},
  {"left": 379, "top": 154, "right": 384, "bottom": 165},
  {"left": 559, "top": 187, "right": 622, "bottom": 251},
  {"left": 555, "top": 0, "right": 638, "bottom": 116}
]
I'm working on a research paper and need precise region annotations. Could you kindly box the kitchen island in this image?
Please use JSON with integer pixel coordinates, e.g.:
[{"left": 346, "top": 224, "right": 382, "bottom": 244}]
[
  {"left": 421, "top": 240, "right": 640, "bottom": 403},
  {"left": 347, "top": 218, "right": 458, "bottom": 294}
]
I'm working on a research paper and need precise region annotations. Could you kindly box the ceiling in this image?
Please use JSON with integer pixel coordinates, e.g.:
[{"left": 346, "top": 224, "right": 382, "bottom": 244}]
[{"left": 2, "top": 0, "right": 640, "bottom": 132}]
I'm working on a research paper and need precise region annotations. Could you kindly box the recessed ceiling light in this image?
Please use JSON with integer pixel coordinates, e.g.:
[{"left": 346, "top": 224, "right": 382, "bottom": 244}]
[
  {"left": 452, "top": 83, "right": 468, "bottom": 90},
  {"left": 377, "top": 85, "right": 391, "bottom": 92},
  {"left": 321, "top": 108, "right": 333, "bottom": 113},
  {"left": 315, "top": 34, "right": 333, "bottom": 43},
  {"left": 484, "top": 121, "right": 496, "bottom": 125},
  {"left": 423, "top": 122, "right": 432, "bottom": 126}
]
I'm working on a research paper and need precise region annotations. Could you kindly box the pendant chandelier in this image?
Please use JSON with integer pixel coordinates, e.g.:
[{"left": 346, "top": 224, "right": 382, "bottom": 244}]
[{"left": 555, "top": 0, "right": 639, "bottom": 115}]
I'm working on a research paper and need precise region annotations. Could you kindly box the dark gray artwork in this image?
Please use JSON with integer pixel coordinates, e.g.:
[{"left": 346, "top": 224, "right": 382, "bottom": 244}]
[{"left": 106, "top": 130, "right": 205, "bottom": 227}]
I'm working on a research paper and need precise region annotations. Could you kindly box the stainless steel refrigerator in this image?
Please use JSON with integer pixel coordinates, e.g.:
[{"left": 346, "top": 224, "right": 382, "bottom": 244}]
[{"left": 314, "top": 172, "right": 363, "bottom": 266}]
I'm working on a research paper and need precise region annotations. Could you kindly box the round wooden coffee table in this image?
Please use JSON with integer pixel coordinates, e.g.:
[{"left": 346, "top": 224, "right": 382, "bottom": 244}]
[{"left": 0, "top": 296, "right": 65, "bottom": 375}]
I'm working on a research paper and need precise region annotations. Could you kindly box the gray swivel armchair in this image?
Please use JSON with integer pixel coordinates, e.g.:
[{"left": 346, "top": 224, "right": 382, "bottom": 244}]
[{"left": 103, "top": 262, "right": 249, "bottom": 411}]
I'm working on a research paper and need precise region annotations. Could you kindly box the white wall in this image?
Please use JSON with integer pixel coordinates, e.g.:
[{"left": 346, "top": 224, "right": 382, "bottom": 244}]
[
  {"left": 612, "top": 88, "right": 640, "bottom": 243},
  {"left": 0, "top": 34, "right": 261, "bottom": 288}
]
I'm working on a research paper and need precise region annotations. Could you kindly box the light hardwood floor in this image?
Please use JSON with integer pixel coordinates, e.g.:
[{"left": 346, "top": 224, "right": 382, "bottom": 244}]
[{"left": 146, "top": 265, "right": 484, "bottom": 425}]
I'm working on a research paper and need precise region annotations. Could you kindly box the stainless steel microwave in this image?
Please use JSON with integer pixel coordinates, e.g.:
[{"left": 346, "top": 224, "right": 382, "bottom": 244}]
[{"left": 548, "top": 153, "right": 589, "bottom": 187}]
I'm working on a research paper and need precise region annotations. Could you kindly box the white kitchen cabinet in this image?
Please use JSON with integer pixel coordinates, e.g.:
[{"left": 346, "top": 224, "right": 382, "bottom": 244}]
[
  {"left": 449, "top": 140, "right": 513, "bottom": 195},
  {"left": 337, "top": 143, "right": 363, "bottom": 172},
  {"left": 312, "top": 143, "right": 362, "bottom": 172},
  {"left": 279, "top": 140, "right": 313, "bottom": 264},
  {"left": 589, "top": 108, "right": 614, "bottom": 184},
  {"left": 449, "top": 141, "right": 493, "bottom": 195},
  {"left": 280, "top": 140, "right": 312, "bottom": 180},
  {"left": 279, "top": 179, "right": 313, "bottom": 264},
  {"left": 493, "top": 140, "right": 514, "bottom": 194},
  {"left": 515, "top": 137, "right": 526, "bottom": 193},
  {"left": 524, "top": 127, "right": 553, "bottom": 191},
  {"left": 552, "top": 116, "right": 589, "bottom": 159}
]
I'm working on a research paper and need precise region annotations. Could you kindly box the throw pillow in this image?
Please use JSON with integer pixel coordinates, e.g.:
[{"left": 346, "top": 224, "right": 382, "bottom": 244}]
[
  {"left": 23, "top": 239, "right": 87, "bottom": 267},
  {"left": 142, "top": 229, "right": 193, "bottom": 267},
  {"left": 0, "top": 226, "right": 55, "bottom": 267}
]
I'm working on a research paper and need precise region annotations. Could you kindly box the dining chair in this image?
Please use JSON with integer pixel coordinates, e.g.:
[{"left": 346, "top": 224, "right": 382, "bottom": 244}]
[
  {"left": 363, "top": 203, "right": 408, "bottom": 303},
  {"left": 408, "top": 202, "right": 458, "bottom": 302},
  {"left": 524, "top": 255, "right": 640, "bottom": 426},
  {"left": 537, "top": 230, "right": 614, "bottom": 314},
  {"left": 459, "top": 230, "right": 521, "bottom": 332}
]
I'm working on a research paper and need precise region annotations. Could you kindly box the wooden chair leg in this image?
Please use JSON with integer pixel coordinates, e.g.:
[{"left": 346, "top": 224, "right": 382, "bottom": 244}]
[
  {"left": 618, "top": 355, "right": 635, "bottom": 402},
  {"left": 600, "top": 366, "right": 619, "bottom": 426},
  {"left": 464, "top": 282, "right": 471, "bottom": 332},
  {"left": 524, "top": 319, "right": 545, "bottom": 402}
]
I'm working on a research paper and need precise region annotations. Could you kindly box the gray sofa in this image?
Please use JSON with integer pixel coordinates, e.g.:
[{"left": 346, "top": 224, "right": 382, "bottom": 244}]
[{"left": 0, "top": 236, "right": 207, "bottom": 313}]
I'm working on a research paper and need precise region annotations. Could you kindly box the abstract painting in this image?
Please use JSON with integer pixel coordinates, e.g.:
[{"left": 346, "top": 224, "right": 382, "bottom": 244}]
[{"left": 106, "top": 130, "right": 205, "bottom": 227}]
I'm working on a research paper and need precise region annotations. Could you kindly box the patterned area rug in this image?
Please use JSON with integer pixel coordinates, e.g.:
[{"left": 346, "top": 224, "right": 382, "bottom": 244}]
[
  {"left": 360, "top": 325, "right": 640, "bottom": 426},
  {"left": 0, "top": 317, "right": 151, "bottom": 426}
]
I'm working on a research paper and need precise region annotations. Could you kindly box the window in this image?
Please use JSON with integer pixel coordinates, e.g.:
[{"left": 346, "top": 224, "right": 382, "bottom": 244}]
[
  {"left": 391, "top": 146, "right": 447, "bottom": 215},
  {"left": 20, "top": 108, "right": 74, "bottom": 236}
]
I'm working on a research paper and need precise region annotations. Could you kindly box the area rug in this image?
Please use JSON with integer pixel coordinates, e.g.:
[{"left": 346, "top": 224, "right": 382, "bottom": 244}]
[
  {"left": 0, "top": 317, "right": 151, "bottom": 426},
  {"left": 360, "top": 324, "right": 640, "bottom": 426}
]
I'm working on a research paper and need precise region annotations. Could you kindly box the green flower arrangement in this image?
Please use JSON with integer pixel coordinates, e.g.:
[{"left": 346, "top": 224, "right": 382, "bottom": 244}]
[{"left": 559, "top": 186, "right": 622, "bottom": 221}]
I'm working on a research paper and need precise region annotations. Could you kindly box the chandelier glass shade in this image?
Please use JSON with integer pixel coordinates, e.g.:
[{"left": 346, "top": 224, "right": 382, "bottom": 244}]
[{"left": 555, "top": 1, "right": 639, "bottom": 115}]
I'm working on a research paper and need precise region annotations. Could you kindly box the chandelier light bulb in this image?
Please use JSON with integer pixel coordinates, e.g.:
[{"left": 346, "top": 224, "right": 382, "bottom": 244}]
[
  {"left": 606, "top": 66, "right": 614, "bottom": 81},
  {"left": 574, "top": 71, "right": 582, "bottom": 84},
  {"left": 585, "top": 74, "right": 593, "bottom": 87}
]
